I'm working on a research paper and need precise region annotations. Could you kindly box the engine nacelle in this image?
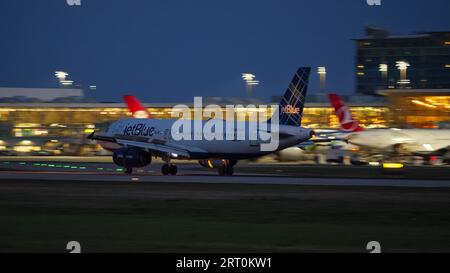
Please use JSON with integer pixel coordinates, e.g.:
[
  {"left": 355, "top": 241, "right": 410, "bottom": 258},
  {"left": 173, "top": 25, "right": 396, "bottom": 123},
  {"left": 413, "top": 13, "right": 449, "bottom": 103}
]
[
  {"left": 198, "top": 159, "right": 238, "bottom": 169},
  {"left": 113, "top": 148, "right": 151, "bottom": 168}
]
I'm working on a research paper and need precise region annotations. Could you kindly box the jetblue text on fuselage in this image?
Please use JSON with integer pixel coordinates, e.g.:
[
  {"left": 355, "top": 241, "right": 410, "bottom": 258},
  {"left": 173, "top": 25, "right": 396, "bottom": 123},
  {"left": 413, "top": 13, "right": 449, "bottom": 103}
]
[{"left": 123, "top": 123, "right": 168, "bottom": 138}]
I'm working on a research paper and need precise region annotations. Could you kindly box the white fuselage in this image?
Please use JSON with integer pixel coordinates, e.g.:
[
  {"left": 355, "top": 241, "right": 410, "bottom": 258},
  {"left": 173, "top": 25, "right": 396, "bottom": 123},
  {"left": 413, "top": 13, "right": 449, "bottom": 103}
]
[
  {"left": 347, "top": 129, "right": 450, "bottom": 153},
  {"left": 102, "top": 118, "right": 313, "bottom": 160}
]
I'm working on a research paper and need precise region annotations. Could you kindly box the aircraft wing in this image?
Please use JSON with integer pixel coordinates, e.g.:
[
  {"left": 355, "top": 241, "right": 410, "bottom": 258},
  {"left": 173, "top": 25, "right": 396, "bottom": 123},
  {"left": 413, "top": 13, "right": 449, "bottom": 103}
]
[
  {"left": 88, "top": 133, "right": 207, "bottom": 158},
  {"left": 310, "top": 138, "right": 347, "bottom": 143}
]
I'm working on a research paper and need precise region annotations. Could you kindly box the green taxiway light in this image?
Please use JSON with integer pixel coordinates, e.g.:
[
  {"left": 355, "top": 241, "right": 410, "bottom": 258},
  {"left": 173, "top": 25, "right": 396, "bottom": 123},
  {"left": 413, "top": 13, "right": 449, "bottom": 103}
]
[
  {"left": 56, "top": 165, "right": 62, "bottom": 168},
  {"left": 48, "top": 165, "right": 55, "bottom": 167},
  {"left": 116, "top": 168, "right": 124, "bottom": 172},
  {"left": 19, "top": 162, "right": 27, "bottom": 165},
  {"left": 64, "top": 166, "right": 71, "bottom": 168},
  {"left": 97, "top": 168, "right": 104, "bottom": 171},
  {"left": 3, "top": 162, "right": 10, "bottom": 164},
  {"left": 34, "top": 163, "right": 41, "bottom": 166},
  {"left": 79, "top": 167, "right": 87, "bottom": 170}
]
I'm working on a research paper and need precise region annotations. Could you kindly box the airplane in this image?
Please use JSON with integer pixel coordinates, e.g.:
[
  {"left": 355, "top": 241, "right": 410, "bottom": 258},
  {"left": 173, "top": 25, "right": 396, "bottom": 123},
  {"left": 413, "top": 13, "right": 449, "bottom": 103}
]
[
  {"left": 329, "top": 93, "right": 450, "bottom": 159},
  {"left": 88, "top": 67, "right": 315, "bottom": 175},
  {"left": 272, "top": 94, "right": 364, "bottom": 162}
]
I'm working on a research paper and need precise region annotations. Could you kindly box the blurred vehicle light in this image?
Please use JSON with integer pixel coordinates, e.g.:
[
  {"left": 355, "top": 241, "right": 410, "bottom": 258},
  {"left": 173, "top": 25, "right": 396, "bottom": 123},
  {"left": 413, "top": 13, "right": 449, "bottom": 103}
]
[{"left": 382, "top": 163, "right": 404, "bottom": 169}]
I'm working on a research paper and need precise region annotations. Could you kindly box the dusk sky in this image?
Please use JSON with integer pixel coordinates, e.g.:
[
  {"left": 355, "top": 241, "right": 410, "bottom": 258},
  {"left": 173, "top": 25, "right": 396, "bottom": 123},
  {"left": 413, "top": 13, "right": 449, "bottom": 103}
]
[{"left": 0, "top": 0, "right": 449, "bottom": 102}]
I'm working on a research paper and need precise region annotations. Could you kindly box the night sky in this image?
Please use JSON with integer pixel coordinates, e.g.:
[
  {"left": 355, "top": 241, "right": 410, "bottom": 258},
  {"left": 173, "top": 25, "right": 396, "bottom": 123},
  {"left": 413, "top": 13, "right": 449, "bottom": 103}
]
[{"left": 0, "top": 0, "right": 449, "bottom": 102}]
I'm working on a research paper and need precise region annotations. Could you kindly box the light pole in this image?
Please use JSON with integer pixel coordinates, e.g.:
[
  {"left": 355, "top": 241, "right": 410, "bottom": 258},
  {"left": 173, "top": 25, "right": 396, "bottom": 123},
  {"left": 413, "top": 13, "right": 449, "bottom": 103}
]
[
  {"left": 317, "top": 67, "right": 326, "bottom": 94},
  {"left": 396, "top": 61, "right": 410, "bottom": 87},
  {"left": 55, "top": 71, "right": 73, "bottom": 87},
  {"left": 55, "top": 71, "right": 68, "bottom": 82},
  {"left": 379, "top": 64, "right": 388, "bottom": 87},
  {"left": 242, "top": 73, "right": 260, "bottom": 98},
  {"left": 60, "top": 80, "right": 74, "bottom": 86}
]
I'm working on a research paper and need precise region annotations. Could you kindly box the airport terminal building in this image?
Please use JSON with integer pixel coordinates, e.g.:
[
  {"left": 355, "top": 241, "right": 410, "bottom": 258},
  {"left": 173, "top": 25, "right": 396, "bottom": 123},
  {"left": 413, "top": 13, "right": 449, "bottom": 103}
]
[
  {"left": 0, "top": 89, "right": 391, "bottom": 131},
  {"left": 0, "top": 86, "right": 449, "bottom": 154},
  {"left": 355, "top": 27, "right": 450, "bottom": 95},
  {"left": 0, "top": 87, "right": 391, "bottom": 154}
]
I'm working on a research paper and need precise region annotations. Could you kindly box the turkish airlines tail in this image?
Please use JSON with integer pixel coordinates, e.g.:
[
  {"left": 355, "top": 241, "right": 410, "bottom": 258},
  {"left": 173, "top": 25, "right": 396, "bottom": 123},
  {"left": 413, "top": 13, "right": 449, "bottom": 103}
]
[
  {"left": 123, "top": 95, "right": 151, "bottom": 119},
  {"left": 328, "top": 94, "right": 364, "bottom": 132}
]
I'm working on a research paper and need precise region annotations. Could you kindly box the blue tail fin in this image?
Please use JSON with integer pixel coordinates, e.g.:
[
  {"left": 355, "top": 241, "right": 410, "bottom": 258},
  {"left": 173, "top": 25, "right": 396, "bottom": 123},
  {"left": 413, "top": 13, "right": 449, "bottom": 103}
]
[{"left": 270, "top": 67, "right": 311, "bottom": 126}]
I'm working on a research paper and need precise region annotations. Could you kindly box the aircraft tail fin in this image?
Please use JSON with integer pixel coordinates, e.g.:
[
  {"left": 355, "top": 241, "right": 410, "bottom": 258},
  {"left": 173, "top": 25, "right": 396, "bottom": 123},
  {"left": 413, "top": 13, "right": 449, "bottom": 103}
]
[
  {"left": 123, "top": 95, "right": 151, "bottom": 119},
  {"left": 328, "top": 93, "right": 364, "bottom": 132},
  {"left": 269, "top": 67, "right": 311, "bottom": 126}
]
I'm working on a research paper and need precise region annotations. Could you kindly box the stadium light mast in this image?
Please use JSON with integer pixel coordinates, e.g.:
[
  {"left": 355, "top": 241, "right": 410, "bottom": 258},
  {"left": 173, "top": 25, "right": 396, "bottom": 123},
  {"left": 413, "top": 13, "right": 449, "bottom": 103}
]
[
  {"left": 317, "top": 67, "right": 326, "bottom": 94},
  {"left": 242, "top": 73, "right": 260, "bottom": 98}
]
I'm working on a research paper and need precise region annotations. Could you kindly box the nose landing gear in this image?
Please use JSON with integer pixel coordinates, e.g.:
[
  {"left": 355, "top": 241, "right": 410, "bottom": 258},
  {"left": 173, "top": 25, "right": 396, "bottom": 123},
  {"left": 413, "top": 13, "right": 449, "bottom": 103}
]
[{"left": 161, "top": 154, "right": 178, "bottom": 175}]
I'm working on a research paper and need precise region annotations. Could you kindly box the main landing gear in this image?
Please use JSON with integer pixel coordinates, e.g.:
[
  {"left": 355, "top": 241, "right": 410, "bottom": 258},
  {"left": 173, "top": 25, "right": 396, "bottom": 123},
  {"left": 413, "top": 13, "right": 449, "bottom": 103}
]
[
  {"left": 217, "top": 161, "right": 236, "bottom": 176},
  {"left": 162, "top": 164, "right": 178, "bottom": 176}
]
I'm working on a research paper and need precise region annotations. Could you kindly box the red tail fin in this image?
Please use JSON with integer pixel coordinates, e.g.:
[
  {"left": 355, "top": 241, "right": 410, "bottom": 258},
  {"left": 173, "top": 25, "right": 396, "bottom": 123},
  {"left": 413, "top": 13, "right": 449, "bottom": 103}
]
[
  {"left": 123, "top": 95, "right": 151, "bottom": 119},
  {"left": 328, "top": 94, "right": 364, "bottom": 132}
]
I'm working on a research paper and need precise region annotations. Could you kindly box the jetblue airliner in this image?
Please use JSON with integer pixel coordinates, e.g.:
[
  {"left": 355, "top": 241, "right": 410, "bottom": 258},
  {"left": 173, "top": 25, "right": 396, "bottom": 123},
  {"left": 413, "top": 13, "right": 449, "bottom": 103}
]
[{"left": 88, "top": 67, "right": 314, "bottom": 175}]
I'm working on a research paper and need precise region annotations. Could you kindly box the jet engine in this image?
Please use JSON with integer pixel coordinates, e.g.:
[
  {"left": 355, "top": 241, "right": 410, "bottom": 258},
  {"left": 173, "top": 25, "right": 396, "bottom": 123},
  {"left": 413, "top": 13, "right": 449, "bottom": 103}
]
[
  {"left": 113, "top": 147, "right": 152, "bottom": 168},
  {"left": 198, "top": 159, "right": 223, "bottom": 169},
  {"left": 198, "top": 159, "right": 238, "bottom": 169}
]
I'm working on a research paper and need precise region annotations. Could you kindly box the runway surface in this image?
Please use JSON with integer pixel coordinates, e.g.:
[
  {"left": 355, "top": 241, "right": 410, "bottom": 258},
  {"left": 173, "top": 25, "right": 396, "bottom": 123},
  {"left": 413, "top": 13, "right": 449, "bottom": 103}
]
[
  {"left": 1, "top": 159, "right": 450, "bottom": 252},
  {"left": 1, "top": 160, "right": 450, "bottom": 188}
]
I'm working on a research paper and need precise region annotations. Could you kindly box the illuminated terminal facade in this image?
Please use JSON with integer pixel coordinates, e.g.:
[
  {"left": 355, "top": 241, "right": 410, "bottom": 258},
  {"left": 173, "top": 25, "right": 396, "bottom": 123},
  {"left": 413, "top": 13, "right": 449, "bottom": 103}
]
[
  {"left": 0, "top": 88, "right": 448, "bottom": 155},
  {"left": 0, "top": 101, "right": 389, "bottom": 135},
  {"left": 378, "top": 89, "right": 450, "bottom": 128},
  {"left": 0, "top": 98, "right": 389, "bottom": 154}
]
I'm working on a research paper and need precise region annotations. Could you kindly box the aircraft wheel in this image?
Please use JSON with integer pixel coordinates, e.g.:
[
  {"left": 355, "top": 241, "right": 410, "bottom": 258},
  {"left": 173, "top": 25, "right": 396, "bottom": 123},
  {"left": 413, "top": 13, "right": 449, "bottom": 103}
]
[
  {"left": 125, "top": 167, "right": 133, "bottom": 174},
  {"left": 218, "top": 165, "right": 227, "bottom": 176},
  {"left": 226, "top": 165, "right": 234, "bottom": 176},
  {"left": 218, "top": 165, "right": 234, "bottom": 176},
  {"left": 169, "top": 164, "right": 178, "bottom": 175},
  {"left": 229, "top": 160, "right": 238, "bottom": 167},
  {"left": 162, "top": 164, "right": 171, "bottom": 175}
]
